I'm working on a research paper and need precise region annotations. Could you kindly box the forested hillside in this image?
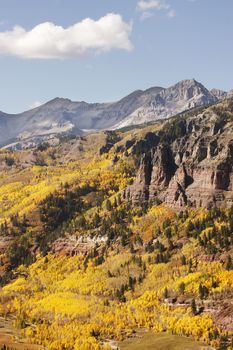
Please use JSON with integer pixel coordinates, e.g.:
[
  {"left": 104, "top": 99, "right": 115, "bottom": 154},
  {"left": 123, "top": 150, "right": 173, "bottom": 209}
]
[{"left": 0, "top": 99, "right": 233, "bottom": 350}]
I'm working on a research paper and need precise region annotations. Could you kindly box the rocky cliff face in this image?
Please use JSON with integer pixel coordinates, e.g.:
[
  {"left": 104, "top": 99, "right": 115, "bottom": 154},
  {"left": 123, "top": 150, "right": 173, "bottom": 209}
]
[{"left": 125, "top": 98, "right": 233, "bottom": 209}]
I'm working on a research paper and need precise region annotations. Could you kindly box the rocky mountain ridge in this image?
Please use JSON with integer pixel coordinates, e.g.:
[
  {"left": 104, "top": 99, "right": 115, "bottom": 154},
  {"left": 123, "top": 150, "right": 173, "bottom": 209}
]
[
  {"left": 0, "top": 79, "right": 230, "bottom": 149},
  {"left": 124, "top": 98, "right": 233, "bottom": 209}
]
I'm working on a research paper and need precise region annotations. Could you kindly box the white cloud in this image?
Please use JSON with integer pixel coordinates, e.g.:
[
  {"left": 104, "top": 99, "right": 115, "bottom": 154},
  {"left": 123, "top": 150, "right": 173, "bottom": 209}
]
[
  {"left": 137, "top": 0, "right": 175, "bottom": 19},
  {"left": 138, "top": 0, "right": 169, "bottom": 11},
  {"left": 0, "top": 13, "right": 133, "bottom": 59}
]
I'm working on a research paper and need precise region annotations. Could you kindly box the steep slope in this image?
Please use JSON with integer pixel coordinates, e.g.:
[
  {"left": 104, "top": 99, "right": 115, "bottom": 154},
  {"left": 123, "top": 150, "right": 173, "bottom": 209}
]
[
  {"left": 0, "top": 98, "right": 233, "bottom": 349},
  {"left": 125, "top": 98, "right": 233, "bottom": 209},
  {"left": 0, "top": 79, "right": 226, "bottom": 148},
  {"left": 211, "top": 88, "right": 228, "bottom": 100},
  {"left": 114, "top": 79, "right": 218, "bottom": 128}
]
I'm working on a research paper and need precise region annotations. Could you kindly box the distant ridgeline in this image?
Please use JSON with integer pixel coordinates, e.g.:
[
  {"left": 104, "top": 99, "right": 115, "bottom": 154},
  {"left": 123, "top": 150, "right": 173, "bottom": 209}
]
[{"left": 0, "top": 79, "right": 231, "bottom": 150}]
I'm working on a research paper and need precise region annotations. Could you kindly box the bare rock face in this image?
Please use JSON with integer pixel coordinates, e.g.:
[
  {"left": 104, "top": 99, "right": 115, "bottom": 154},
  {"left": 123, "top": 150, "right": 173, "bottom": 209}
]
[
  {"left": 164, "top": 164, "right": 193, "bottom": 206},
  {"left": 210, "top": 88, "right": 228, "bottom": 100},
  {"left": 125, "top": 153, "right": 153, "bottom": 203},
  {"left": 150, "top": 145, "right": 177, "bottom": 189},
  {"left": 125, "top": 99, "right": 233, "bottom": 209},
  {"left": 52, "top": 235, "right": 108, "bottom": 256}
]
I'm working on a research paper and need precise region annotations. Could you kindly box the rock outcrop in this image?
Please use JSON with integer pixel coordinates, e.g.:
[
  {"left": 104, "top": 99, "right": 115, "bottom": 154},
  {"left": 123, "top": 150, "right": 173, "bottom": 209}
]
[
  {"left": 52, "top": 235, "right": 108, "bottom": 256},
  {"left": 125, "top": 99, "right": 233, "bottom": 209}
]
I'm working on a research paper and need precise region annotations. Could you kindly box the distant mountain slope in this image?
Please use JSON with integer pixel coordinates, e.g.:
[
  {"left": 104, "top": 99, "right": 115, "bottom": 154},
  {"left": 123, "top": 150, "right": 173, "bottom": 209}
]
[
  {"left": 114, "top": 79, "right": 221, "bottom": 129},
  {"left": 0, "top": 79, "right": 228, "bottom": 148}
]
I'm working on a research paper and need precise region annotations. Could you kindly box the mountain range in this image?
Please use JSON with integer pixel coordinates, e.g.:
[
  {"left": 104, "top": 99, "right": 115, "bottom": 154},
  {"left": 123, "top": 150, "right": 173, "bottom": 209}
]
[
  {"left": 0, "top": 79, "right": 231, "bottom": 149},
  {"left": 0, "top": 86, "right": 233, "bottom": 349}
]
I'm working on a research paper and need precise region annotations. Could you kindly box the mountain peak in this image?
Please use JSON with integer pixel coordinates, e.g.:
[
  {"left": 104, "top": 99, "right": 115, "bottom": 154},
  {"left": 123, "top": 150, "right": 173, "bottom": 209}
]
[
  {"left": 0, "top": 79, "right": 227, "bottom": 149},
  {"left": 173, "top": 78, "right": 204, "bottom": 88},
  {"left": 180, "top": 78, "right": 197, "bottom": 83},
  {"left": 46, "top": 97, "right": 73, "bottom": 105},
  {"left": 211, "top": 88, "right": 228, "bottom": 100}
]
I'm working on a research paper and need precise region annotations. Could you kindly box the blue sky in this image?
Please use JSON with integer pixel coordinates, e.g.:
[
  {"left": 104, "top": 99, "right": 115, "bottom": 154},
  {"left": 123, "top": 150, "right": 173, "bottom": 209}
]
[{"left": 0, "top": 0, "right": 232, "bottom": 113}]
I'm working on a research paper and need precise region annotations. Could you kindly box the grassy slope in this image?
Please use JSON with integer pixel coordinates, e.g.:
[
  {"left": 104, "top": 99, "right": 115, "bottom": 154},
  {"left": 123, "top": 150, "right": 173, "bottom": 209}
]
[
  {"left": 0, "top": 317, "right": 41, "bottom": 350},
  {"left": 120, "top": 332, "right": 207, "bottom": 350}
]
